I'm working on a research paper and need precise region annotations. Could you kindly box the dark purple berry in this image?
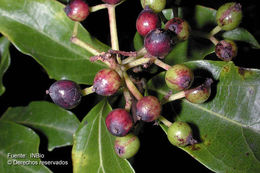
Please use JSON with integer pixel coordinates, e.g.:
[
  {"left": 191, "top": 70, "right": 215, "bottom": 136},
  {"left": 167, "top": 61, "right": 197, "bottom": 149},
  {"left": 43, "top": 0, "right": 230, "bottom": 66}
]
[
  {"left": 136, "top": 8, "right": 161, "bottom": 37},
  {"left": 136, "top": 96, "right": 161, "bottom": 122},
  {"left": 215, "top": 40, "right": 237, "bottom": 61},
  {"left": 165, "top": 17, "right": 190, "bottom": 41},
  {"left": 102, "top": 0, "right": 122, "bottom": 5},
  {"left": 165, "top": 64, "right": 194, "bottom": 91},
  {"left": 93, "top": 69, "right": 121, "bottom": 96},
  {"left": 47, "top": 80, "right": 82, "bottom": 109},
  {"left": 144, "top": 28, "right": 176, "bottom": 58},
  {"left": 64, "top": 0, "right": 89, "bottom": 22},
  {"left": 105, "top": 109, "right": 133, "bottom": 136},
  {"left": 114, "top": 133, "right": 140, "bottom": 159}
]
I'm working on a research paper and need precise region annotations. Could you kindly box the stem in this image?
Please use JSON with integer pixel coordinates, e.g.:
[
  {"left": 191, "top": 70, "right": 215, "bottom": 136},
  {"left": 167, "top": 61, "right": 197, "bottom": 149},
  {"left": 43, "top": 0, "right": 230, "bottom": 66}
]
[
  {"left": 209, "top": 35, "right": 219, "bottom": 45},
  {"left": 123, "top": 72, "right": 143, "bottom": 101},
  {"left": 72, "top": 22, "right": 79, "bottom": 37},
  {"left": 158, "top": 116, "right": 172, "bottom": 127},
  {"left": 71, "top": 37, "right": 101, "bottom": 56},
  {"left": 210, "top": 25, "right": 222, "bottom": 36},
  {"left": 168, "top": 91, "right": 185, "bottom": 102},
  {"left": 154, "top": 59, "right": 171, "bottom": 70},
  {"left": 81, "top": 86, "right": 94, "bottom": 96},
  {"left": 121, "top": 47, "right": 147, "bottom": 65},
  {"left": 90, "top": 4, "right": 107, "bottom": 12},
  {"left": 123, "top": 88, "right": 132, "bottom": 112},
  {"left": 107, "top": 5, "right": 121, "bottom": 64},
  {"left": 125, "top": 57, "right": 151, "bottom": 70}
]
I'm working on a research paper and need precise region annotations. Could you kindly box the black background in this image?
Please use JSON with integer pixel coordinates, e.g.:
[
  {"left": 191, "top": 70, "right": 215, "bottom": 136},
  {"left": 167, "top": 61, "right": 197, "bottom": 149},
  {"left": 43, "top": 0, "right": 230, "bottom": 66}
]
[{"left": 1, "top": 0, "right": 260, "bottom": 172}]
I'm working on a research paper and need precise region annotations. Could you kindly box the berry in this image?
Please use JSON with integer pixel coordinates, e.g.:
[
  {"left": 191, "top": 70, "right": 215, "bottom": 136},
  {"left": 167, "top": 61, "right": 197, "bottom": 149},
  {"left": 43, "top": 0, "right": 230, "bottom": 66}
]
[
  {"left": 64, "top": 0, "right": 89, "bottom": 22},
  {"left": 215, "top": 40, "right": 237, "bottom": 61},
  {"left": 140, "top": 0, "right": 166, "bottom": 13},
  {"left": 93, "top": 69, "right": 121, "bottom": 96},
  {"left": 105, "top": 109, "right": 133, "bottom": 136},
  {"left": 136, "top": 7, "right": 161, "bottom": 37},
  {"left": 102, "top": 0, "right": 122, "bottom": 5},
  {"left": 47, "top": 80, "right": 82, "bottom": 109},
  {"left": 167, "top": 121, "right": 196, "bottom": 147},
  {"left": 165, "top": 17, "right": 190, "bottom": 41},
  {"left": 185, "top": 78, "right": 213, "bottom": 104},
  {"left": 216, "top": 2, "right": 242, "bottom": 31},
  {"left": 165, "top": 64, "right": 194, "bottom": 91},
  {"left": 114, "top": 133, "right": 140, "bottom": 159},
  {"left": 136, "top": 96, "right": 161, "bottom": 122},
  {"left": 144, "top": 28, "right": 176, "bottom": 58}
]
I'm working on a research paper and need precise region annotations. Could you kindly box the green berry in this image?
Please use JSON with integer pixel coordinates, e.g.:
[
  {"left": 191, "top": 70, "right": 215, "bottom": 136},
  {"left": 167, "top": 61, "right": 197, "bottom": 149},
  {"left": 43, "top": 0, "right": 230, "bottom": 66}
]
[
  {"left": 140, "top": 0, "right": 166, "bottom": 13},
  {"left": 165, "top": 64, "right": 194, "bottom": 91},
  {"left": 215, "top": 40, "right": 237, "bottom": 61},
  {"left": 216, "top": 2, "right": 242, "bottom": 31},
  {"left": 165, "top": 17, "right": 190, "bottom": 41},
  {"left": 167, "top": 121, "right": 196, "bottom": 147},
  {"left": 114, "top": 133, "right": 140, "bottom": 159},
  {"left": 185, "top": 78, "right": 213, "bottom": 104}
]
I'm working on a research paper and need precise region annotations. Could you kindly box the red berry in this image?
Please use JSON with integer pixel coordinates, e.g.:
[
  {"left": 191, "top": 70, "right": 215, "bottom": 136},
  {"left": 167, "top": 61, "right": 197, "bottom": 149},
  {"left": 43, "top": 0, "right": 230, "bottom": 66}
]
[
  {"left": 136, "top": 8, "right": 161, "bottom": 37},
  {"left": 165, "top": 17, "right": 190, "bottom": 41},
  {"left": 215, "top": 40, "right": 237, "bottom": 61},
  {"left": 47, "top": 80, "right": 82, "bottom": 109},
  {"left": 102, "top": 0, "right": 122, "bottom": 5},
  {"left": 144, "top": 28, "right": 176, "bottom": 58},
  {"left": 64, "top": 0, "right": 89, "bottom": 22},
  {"left": 136, "top": 96, "right": 161, "bottom": 122},
  {"left": 106, "top": 109, "right": 133, "bottom": 136},
  {"left": 93, "top": 69, "right": 121, "bottom": 96}
]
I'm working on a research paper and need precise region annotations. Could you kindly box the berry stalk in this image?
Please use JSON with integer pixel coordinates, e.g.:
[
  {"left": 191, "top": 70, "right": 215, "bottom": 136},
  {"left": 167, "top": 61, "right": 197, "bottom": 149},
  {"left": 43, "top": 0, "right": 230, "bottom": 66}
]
[
  {"left": 90, "top": 4, "right": 107, "bottom": 12},
  {"left": 70, "top": 37, "right": 101, "bottom": 56},
  {"left": 210, "top": 25, "right": 222, "bottom": 36},
  {"left": 81, "top": 86, "right": 94, "bottom": 96},
  {"left": 158, "top": 116, "right": 172, "bottom": 127},
  {"left": 123, "top": 72, "right": 143, "bottom": 100}
]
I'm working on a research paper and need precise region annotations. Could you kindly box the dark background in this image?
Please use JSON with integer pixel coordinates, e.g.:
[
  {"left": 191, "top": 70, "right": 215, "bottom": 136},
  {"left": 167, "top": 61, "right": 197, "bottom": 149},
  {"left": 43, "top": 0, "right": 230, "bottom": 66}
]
[{"left": 1, "top": 0, "right": 260, "bottom": 172}]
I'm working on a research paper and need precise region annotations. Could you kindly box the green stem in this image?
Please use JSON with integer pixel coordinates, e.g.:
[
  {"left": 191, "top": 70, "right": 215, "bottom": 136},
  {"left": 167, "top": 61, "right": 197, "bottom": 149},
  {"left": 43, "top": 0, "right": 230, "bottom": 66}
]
[
  {"left": 158, "top": 116, "right": 172, "bottom": 127},
  {"left": 90, "top": 4, "right": 107, "bottom": 12},
  {"left": 121, "top": 47, "right": 147, "bottom": 64},
  {"left": 209, "top": 35, "right": 219, "bottom": 45},
  {"left": 81, "top": 86, "right": 94, "bottom": 96},
  {"left": 168, "top": 91, "right": 185, "bottom": 102},
  {"left": 210, "top": 25, "right": 222, "bottom": 36},
  {"left": 72, "top": 22, "right": 79, "bottom": 37},
  {"left": 70, "top": 37, "right": 101, "bottom": 56},
  {"left": 123, "top": 88, "right": 132, "bottom": 112},
  {"left": 124, "top": 57, "right": 151, "bottom": 70},
  {"left": 154, "top": 59, "right": 171, "bottom": 70},
  {"left": 123, "top": 72, "right": 143, "bottom": 101}
]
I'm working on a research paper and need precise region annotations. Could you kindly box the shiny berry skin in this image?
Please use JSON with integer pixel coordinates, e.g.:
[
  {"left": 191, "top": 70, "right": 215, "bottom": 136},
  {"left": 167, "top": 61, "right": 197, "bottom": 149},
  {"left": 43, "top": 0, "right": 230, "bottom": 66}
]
[
  {"left": 165, "top": 64, "right": 194, "bottom": 91},
  {"left": 215, "top": 40, "right": 237, "bottom": 61},
  {"left": 102, "top": 0, "right": 122, "bottom": 4},
  {"left": 64, "top": 0, "right": 89, "bottom": 22},
  {"left": 167, "top": 121, "right": 195, "bottom": 147},
  {"left": 47, "top": 80, "right": 82, "bottom": 109},
  {"left": 136, "top": 96, "right": 161, "bottom": 122},
  {"left": 105, "top": 109, "right": 133, "bottom": 136},
  {"left": 136, "top": 8, "right": 161, "bottom": 37},
  {"left": 216, "top": 2, "right": 242, "bottom": 31},
  {"left": 165, "top": 17, "right": 190, "bottom": 41},
  {"left": 144, "top": 28, "right": 176, "bottom": 58},
  {"left": 114, "top": 133, "right": 140, "bottom": 159},
  {"left": 185, "top": 78, "right": 213, "bottom": 104},
  {"left": 93, "top": 69, "right": 121, "bottom": 96},
  {"left": 140, "top": 0, "right": 166, "bottom": 13}
]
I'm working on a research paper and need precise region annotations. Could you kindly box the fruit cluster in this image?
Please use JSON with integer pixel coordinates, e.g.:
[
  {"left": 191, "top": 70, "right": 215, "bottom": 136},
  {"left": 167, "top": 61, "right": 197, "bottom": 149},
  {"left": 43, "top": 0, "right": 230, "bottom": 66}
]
[{"left": 46, "top": 0, "right": 242, "bottom": 159}]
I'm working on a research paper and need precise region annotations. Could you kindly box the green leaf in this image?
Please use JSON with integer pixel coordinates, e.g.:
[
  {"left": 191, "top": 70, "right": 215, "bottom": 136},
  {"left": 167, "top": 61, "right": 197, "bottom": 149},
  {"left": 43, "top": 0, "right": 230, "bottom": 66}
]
[
  {"left": 194, "top": 5, "right": 217, "bottom": 29},
  {"left": 0, "top": 0, "right": 109, "bottom": 85},
  {"left": 0, "top": 120, "right": 51, "bottom": 173},
  {"left": 222, "top": 28, "right": 260, "bottom": 49},
  {"left": 1, "top": 101, "right": 80, "bottom": 151},
  {"left": 72, "top": 99, "right": 135, "bottom": 173},
  {"left": 0, "top": 36, "right": 11, "bottom": 96},
  {"left": 147, "top": 60, "right": 260, "bottom": 172}
]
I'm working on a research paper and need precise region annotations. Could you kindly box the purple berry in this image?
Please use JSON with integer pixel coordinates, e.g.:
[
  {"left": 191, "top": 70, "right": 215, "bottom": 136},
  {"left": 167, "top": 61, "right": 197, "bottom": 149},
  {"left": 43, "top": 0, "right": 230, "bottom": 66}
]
[
  {"left": 93, "top": 69, "right": 121, "bottom": 96},
  {"left": 136, "top": 8, "right": 161, "bottom": 37},
  {"left": 102, "top": 0, "right": 122, "bottom": 5},
  {"left": 144, "top": 28, "right": 176, "bottom": 58},
  {"left": 215, "top": 40, "right": 237, "bottom": 61},
  {"left": 105, "top": 109, "right": 133, "bottom": 136},
  {"left": 64, "top": 0, "right": 89, "bottom": 22},
  {"left": 165, "top": 17, "right": 190, "bottom": 41},
  {"left": 47, "top": 80, "right": 82, "bottom": 109},
  {"left": 136, "top": 96, "right": 161, "bottom": 122}
]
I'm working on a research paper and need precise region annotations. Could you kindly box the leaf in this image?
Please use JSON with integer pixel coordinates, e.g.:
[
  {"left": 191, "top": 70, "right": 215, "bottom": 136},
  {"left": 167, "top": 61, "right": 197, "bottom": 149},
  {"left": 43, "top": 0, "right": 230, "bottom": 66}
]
[
  {"left": 1, "top": 101, "right": 80, "bottom": 151},
  {"left": 0, "top": 0, "right": 109, "bottom": 85},
  {"left": 72, "top": 99, "right": 135, "bottom": 173},
  {"left": 147, "top": 60, "right": 260, "bottom": 172},
  {"left": 222, "top": 28, "right": 260, "bottom": 49},
  {"left": 0, "top": 120, "right": 51, "bottom": 173},
  {"left": 0, "top": 36, "right": 11, "bottom": 96},
  {"left": 194, "top": 5, "right": 217, "bottom": 29}
]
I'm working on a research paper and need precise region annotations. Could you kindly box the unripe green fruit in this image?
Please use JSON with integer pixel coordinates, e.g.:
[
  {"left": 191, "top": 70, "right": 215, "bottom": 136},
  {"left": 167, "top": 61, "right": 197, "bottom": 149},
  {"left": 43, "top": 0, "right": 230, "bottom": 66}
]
[
  {"left": 185, "top": 78, "right": 213, "bottom": 104},
  {"left": 114, "top": 133, "right": 140, "bottom": 159},
  {"left": 216, "top": 2, "right": 242, "bottom": 31},
  {"left": 140, "top": 0, "right": 166, "bottom": 13},
  {"left": 165, "top": 17, "right": 190, "bottom": 41},
  {"left": 167, "top": 121, "right": 194, "bottom": 147},
  {"left": 165, "top": 64, "right": 194, "bottom": 91}
]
